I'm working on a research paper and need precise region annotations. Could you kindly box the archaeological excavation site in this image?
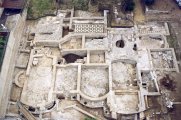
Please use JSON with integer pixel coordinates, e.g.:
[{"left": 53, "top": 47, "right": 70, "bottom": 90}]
[{"left": 0, "top": 0, "right": 181, "bottom": 120}]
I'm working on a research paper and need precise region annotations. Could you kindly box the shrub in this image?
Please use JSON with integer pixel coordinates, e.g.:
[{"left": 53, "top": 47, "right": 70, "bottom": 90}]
[
  {"left": 27, "top": 0, "right": 55, "bottom": 19},
  {"left": 90, "top": 0, "right": 98, "bottom": 5},
  {"left": 144, "top": 0, "right": 155, "bottom": 6},
  {"left": 98, "top": 3, "right": 111, "bottom": 12},
  {"left": 73, "top": 0, "right": 89, "bottom": 10},
  {"left": 122, "top": 0, "right": 135, "bottom": 12},
  {"left": 0, "top": 37, "right": 5, "bottom": 46}
]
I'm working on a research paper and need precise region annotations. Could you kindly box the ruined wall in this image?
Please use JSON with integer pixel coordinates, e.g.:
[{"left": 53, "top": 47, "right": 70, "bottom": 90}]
[
  {"left": 145, "top": 7, "right": 169, "bottom": 15},
  {"left": 0, "top": 9, "right": 27, "bottom": 118}
]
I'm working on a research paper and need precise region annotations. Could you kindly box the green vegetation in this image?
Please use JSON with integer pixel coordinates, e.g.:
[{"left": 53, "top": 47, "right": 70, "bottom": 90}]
[
  {"left": 167, "top": 36, "right": 177, "bottom": 48},
  {"left": 143, "top": 0, "right": 155, "bottom": 6},
  {"left": 84, "top": 117, "right": 96, "bottom": 120},
  {"left": 0, "top": 36, "right": 6, "bottom": 68},
  {"left": 0, "top": 47, "right": 3, "bottom": 67},
  {"left": 122, "top": 0, "right": 135, "bottom": 12},
  {"left": 73, "top": 0, "right": 89, "bottom": 10},
  {"left": 98, "top": 3, "right": 111, "bottom": 12},
  {"left": 0, "top": 36, "right": 5, "bottom": 47},
  {"left": 90, "top": 0, "right": 98, "bottom": 6},
  {"left": 27, "top": 0, "right": 56, "bottom": 19},
  {"left": 167, "top": 23, "right": 178, "bottom": 48}
]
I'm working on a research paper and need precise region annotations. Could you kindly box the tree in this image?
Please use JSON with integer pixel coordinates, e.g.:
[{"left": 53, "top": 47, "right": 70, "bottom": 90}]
[
  {"left": 98, "top": 3, "right": 111, "bottom": 12},
  {"left": 90, "top": 0, "right": 97, "bottom": 5},
  {"left": 122, "top": 0, "right": 135, "bottom": 12},
  {"left": 73, "top": 0, "right": 88, "bottom": 10},
  {"left": 144, "top": 0, "right": 155, "bottom": 6},
  {"left": 56, "top": 0, "right": 63, "bottom": 4}
]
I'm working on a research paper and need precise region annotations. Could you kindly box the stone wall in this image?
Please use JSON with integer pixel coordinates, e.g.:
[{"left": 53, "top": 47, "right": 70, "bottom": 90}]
[
  {"left": 145, "top": 7, "right": 169, "bottom": 15},
  {"left": 0, "top": 9, "right": 27, "bottom": 118}
]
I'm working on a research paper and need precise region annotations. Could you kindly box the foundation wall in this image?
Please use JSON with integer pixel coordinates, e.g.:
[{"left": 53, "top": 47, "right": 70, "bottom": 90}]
[
  {"left": 35, "top": 40, "right": 60, "bottom": 47},
  {"left": 0, "top": 9, "right": 27, "bottom": 118}
]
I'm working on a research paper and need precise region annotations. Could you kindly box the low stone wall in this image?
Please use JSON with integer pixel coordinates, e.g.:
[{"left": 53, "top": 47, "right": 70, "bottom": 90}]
[
  {"left": 0, "top": 9, "right": 27, "bottom": 118},
  {"left": 35, "top": 40, "right": 60, "bottom": 47},
  {"left": 145, "top": 7, "right": 169, "bottom": 15}
]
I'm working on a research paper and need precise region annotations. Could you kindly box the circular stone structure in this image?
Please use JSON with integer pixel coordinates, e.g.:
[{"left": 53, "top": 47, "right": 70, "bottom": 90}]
[
  {"left": 116, "top": 40, "right": 125, "bottom": 48},
  {"left": 15, "top": 71, "right": 26, "bottom": 87}
]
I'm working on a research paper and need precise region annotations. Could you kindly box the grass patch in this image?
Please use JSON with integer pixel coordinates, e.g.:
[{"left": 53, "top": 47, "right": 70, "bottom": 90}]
[
  {"left": 73, "top": 0, "right": 89, "bottom": 10},
  {"left": 167, "top": 35, "right": 177, "bottom": 48},
  {"left": 0, "top": 36, "right": 7, "bottom": 69},
  {"left": 0, "top": 48, "right": 3, "bottom": 61},
  {"left": 27, "top": 0, "right": 56, "bottom": 19},
  {"left": 59, "top": 0, "right": 89, "bottom": 10},
  {"left": 84, "top": 117, "right": 96, "bottom": 120},
  {"left": 0, "top": 47, "right": 4, "bottom": 70},
  {"left": 0, "top": 36, "right": 6, "bottom": 47}
]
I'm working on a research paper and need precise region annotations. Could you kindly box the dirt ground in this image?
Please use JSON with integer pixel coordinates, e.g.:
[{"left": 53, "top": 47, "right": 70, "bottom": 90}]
[
  {"left": 146, "top": 0, "right": 181, "bottom": 21},
  {"left": 142, "top": 1, "right": 181, "bottom": 119},
  {"left": 168, "top": 73, "right": 181, "bottom": 119},
  {"left": 134, "top": 0, "right": 145, "bottom": 23},
  {"left": 168, "top": 22, "right": 181, "bottom": 75}
]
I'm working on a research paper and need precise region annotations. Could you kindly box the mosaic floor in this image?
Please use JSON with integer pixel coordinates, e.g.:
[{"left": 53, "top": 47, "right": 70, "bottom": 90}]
[{"left": 74, "top": 24, "right": 104, "bottom": 33}]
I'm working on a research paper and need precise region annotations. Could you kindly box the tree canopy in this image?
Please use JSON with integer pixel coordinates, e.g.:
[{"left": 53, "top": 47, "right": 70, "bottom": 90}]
[
  {"left": 143, "top": 0, "right": 155, "bottom": 6},
  {"left": 122, "top": 0, "right": 135, "bottom": 12},
  {"left": 90, "top": 0, "right": 98, "bottom": 5}
]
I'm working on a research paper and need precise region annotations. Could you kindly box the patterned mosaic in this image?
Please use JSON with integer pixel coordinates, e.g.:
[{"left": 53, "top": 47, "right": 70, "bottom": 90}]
[{"left": 74, "top": 24, "right": 104, "bottom": 33}]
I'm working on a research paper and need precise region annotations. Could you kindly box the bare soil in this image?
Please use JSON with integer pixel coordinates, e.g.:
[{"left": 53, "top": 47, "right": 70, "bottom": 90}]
[
  {"left": 134, "top": 0, "right": 145, "bottom": 23},
  {"left": 169, "top": 73, "right": 181, "bottom": 119},
  {"left": 146, "top": 0, "right": 181, "bottom": 21}
]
